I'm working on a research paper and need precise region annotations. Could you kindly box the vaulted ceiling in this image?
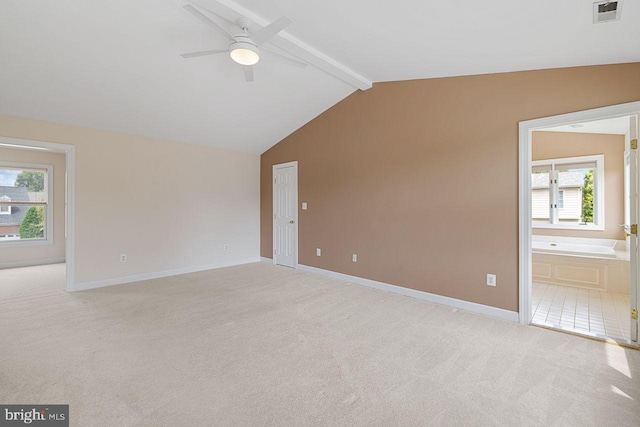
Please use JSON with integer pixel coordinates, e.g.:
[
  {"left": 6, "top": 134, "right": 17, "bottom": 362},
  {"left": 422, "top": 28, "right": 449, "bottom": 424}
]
[{"left": 1, "top": 0, "right": 638, "bottom": 154}]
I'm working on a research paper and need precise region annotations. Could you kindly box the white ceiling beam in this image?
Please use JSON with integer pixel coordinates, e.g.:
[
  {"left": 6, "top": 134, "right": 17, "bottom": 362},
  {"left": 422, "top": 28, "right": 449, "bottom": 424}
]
[{"left": 191, "top": 0, "right": 372, "bottom": 90}]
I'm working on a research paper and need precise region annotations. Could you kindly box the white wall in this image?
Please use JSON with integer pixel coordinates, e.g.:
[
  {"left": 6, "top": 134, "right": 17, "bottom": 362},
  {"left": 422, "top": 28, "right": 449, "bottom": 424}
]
[{"left": 0, "top": 114, "right": 260, "bottom": 287}]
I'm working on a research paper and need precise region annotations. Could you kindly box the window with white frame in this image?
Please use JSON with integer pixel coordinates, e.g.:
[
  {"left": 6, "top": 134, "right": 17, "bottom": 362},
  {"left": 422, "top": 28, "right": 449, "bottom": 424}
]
[
  {"left": 531, "top": 154, "right": 604, "bottom": 230},
  {"left": 557, "top": 189, "right": 564, "bottom": 209},
  {"left": 0, "top": 196, "right": 10, "bottom": 214},
  {"left": 0, "top": 162, "right": 53, "bottom": 244}
]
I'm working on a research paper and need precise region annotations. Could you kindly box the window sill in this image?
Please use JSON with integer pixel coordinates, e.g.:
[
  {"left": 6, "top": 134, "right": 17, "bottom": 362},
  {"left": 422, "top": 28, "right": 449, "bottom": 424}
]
[
  {"left": 0, "top": 238, "right": 53, "bottom": 247},
  {"left": 532, "top": 223, "right": 604, "bottom": 231}
]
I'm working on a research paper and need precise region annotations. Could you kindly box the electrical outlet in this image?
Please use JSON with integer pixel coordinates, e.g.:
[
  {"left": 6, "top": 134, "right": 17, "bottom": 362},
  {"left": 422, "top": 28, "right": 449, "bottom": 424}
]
[
  {"left": 486, "top": 274, "right": 496, "bottom": 287},
  {"left": 352, "top": 254, "right": 357, "bottom": 262},
  {"left": 120, "top": 254, "right": 127, "bottom": 262},
  {"left": 316, "top": 248, "right": 321, "bottom": 257},
  {"left": 224, "top": 244, "right": 229, "bottom": 251}
]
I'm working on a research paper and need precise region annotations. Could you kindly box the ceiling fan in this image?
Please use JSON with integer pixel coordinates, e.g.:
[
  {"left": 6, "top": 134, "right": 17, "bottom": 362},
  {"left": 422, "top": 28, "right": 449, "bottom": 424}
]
[{"left": 180, "top": 4, "right": 307, "bottom": 82}]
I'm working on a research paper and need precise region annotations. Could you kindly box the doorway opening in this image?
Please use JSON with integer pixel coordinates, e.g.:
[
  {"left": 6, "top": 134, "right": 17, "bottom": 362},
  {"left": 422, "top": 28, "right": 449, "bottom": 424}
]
[
  {"left": 0, "top": 136, "right": 75, "bottom": 292},
  {"left": 519, "top": 102, "right": 640, "bottom": 346},
  {"left": 272, "top": 161, "right": 298, "bottom": 268}
]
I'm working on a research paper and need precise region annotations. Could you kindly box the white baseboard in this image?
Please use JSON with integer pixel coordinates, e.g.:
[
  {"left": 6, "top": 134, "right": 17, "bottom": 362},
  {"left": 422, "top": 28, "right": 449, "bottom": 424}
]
[
  {"left": 260, "top": 257, "right": 273, "bottom": 264},
  {"left": 73, "top": 257, "right": 261, "bottom": 292},
  {"left": 297, "top": 264, "right": 519, "bottom": 322},
  {"left": 0, "top": 257, "right": 66, "bottom": 270}
]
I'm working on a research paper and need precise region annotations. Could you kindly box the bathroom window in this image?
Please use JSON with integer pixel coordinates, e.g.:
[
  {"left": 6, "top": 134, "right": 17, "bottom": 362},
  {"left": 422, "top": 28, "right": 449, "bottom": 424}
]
[{"left": 531, "top": 154, "right": 604, "bottom": 230}]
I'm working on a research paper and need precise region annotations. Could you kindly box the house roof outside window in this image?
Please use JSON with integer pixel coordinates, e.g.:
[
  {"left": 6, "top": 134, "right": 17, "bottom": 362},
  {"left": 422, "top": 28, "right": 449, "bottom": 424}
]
[
  {"left": 0, "top": 186, "right": 29, "bottom": 226},
  {"left": 532, "top": 171, "right": 585, "bottom": 189}
]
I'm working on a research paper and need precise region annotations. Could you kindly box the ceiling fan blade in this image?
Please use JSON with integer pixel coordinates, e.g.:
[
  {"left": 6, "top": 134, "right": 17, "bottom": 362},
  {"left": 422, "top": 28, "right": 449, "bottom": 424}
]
[
  {"left": 181, "top": 49, "right": 227, "bottom": 59},
  {"left": 251, "top": 16, "right": 292, "bottom": 46},
  {"left": 261, "top": 49, "right": 307, "bottom": 69},
  {"left": 243, "top": 65, "right": 254, "bottom": 82},
  {"left": 183, "top": 4, "right": 234, "bottom": 40}
]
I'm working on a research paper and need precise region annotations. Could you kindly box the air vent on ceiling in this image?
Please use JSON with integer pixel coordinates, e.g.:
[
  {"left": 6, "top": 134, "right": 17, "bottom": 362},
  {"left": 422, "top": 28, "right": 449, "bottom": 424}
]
[{"left": 593, "top": 1, "right": 622, "bottom": 23}]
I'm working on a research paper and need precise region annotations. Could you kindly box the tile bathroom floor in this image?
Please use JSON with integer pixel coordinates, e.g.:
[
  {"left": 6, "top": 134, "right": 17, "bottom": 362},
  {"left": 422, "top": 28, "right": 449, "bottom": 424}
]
[{"left": 532, "top": 282, "right": 631, "bottom": 342}]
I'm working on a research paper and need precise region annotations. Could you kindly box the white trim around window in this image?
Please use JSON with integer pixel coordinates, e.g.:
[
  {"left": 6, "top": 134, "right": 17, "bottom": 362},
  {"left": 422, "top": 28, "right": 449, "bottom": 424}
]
[
  {"left": 0, "top": 161, "right": 54, "bottom": 246},
  {"left": 531, "top": 154, "right": 605, "bottom": 231}
]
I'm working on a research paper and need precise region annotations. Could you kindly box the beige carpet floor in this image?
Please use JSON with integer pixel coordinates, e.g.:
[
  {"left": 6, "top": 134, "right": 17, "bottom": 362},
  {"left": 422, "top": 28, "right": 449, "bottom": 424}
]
[{"left": 1, "top": 263, "right": 639, "bottom": 426}]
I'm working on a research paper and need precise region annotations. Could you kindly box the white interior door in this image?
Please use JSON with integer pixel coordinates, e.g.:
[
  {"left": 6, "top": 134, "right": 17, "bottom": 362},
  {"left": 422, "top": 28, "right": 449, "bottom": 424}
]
[
  {"left": 630, "top": 116, "right": 639, "bottom": 343},
  {"left": 273, "top": 162, "right": 297, "bottom": 268}
]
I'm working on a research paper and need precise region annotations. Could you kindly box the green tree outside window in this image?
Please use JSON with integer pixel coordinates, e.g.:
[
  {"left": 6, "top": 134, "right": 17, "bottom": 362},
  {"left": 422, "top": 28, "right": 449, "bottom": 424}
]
[
  {"left": 581, "top": 170, "right": 594, "bottom": 223},
  {"left": 19, "top": 206, "right": 44, "bottom": 239},
  {"left": 15, "top": 171, "right": 44, "bottom": 192}
]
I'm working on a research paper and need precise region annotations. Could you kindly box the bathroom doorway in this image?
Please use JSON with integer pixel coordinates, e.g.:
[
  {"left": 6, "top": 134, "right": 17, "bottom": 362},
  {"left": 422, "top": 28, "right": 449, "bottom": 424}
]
[{"left": 519, "top": 102, "right": 640, "bottom": 346}]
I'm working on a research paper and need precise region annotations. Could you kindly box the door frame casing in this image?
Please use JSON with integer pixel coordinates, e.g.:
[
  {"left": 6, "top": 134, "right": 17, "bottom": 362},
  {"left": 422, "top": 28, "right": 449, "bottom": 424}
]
[
  {"left": 0, "top": 136, "right": 76, "bottom": 292},
  {"left": 272, "top": 161, "right": 298, "bottom": 268},
  {"left": 518, "top": 101, "right": 640, "bottom": 343}
]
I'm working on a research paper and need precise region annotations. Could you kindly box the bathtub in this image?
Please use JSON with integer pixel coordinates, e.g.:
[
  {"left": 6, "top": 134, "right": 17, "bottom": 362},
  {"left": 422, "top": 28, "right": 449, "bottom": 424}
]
[
  {"left": 532, "top": 235, "right": 629, "bottom": 293},
  {"left": 532, "top": 235, "right": 618, "bottom": 259}
]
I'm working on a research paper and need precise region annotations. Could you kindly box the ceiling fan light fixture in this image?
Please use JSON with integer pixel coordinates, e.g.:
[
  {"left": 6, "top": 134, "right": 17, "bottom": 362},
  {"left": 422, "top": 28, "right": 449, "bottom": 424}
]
[
  {"left": 229, "top": 38, "right": 260, "bottom": 66},
  {"left": 230, "top": 48, "right": 259, "bottom": 65},
  {"left": 181, "top": 6, "right": 299, "bottom": 81}
]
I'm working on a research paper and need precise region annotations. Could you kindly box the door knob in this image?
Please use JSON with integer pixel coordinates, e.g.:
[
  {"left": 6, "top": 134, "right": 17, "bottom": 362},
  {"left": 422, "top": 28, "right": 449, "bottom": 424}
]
[{"left": 289, "top": 220, "right": 295, "bottom": 224}]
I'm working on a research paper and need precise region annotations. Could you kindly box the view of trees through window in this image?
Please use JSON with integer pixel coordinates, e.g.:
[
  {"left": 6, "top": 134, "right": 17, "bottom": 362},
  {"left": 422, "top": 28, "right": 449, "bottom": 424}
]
[
  {"left": 582, "top": 170, "right": 594, "bottom": 223},
  {"left": 0, "top": 166, "right": 48, "bottom": 241}
]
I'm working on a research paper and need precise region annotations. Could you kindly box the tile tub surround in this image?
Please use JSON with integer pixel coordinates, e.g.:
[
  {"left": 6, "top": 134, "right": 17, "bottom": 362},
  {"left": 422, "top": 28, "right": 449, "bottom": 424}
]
[{"left": 532, "top": 236, "right": 629, "bottom": 294}]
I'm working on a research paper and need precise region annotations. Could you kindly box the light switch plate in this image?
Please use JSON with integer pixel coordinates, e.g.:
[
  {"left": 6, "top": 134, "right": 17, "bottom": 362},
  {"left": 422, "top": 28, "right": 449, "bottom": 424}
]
[{"left": 302, "top": 202, "right": 308, "bottom": 210}]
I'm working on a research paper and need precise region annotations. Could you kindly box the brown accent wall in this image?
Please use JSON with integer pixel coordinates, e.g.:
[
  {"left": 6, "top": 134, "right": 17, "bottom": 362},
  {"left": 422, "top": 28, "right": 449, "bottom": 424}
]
[
  {"left": 532, "top": 131, "right": 625, "bottom": 240},
  {"left": 261, "top": 63, "right": 640, "bottom": 312}
]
